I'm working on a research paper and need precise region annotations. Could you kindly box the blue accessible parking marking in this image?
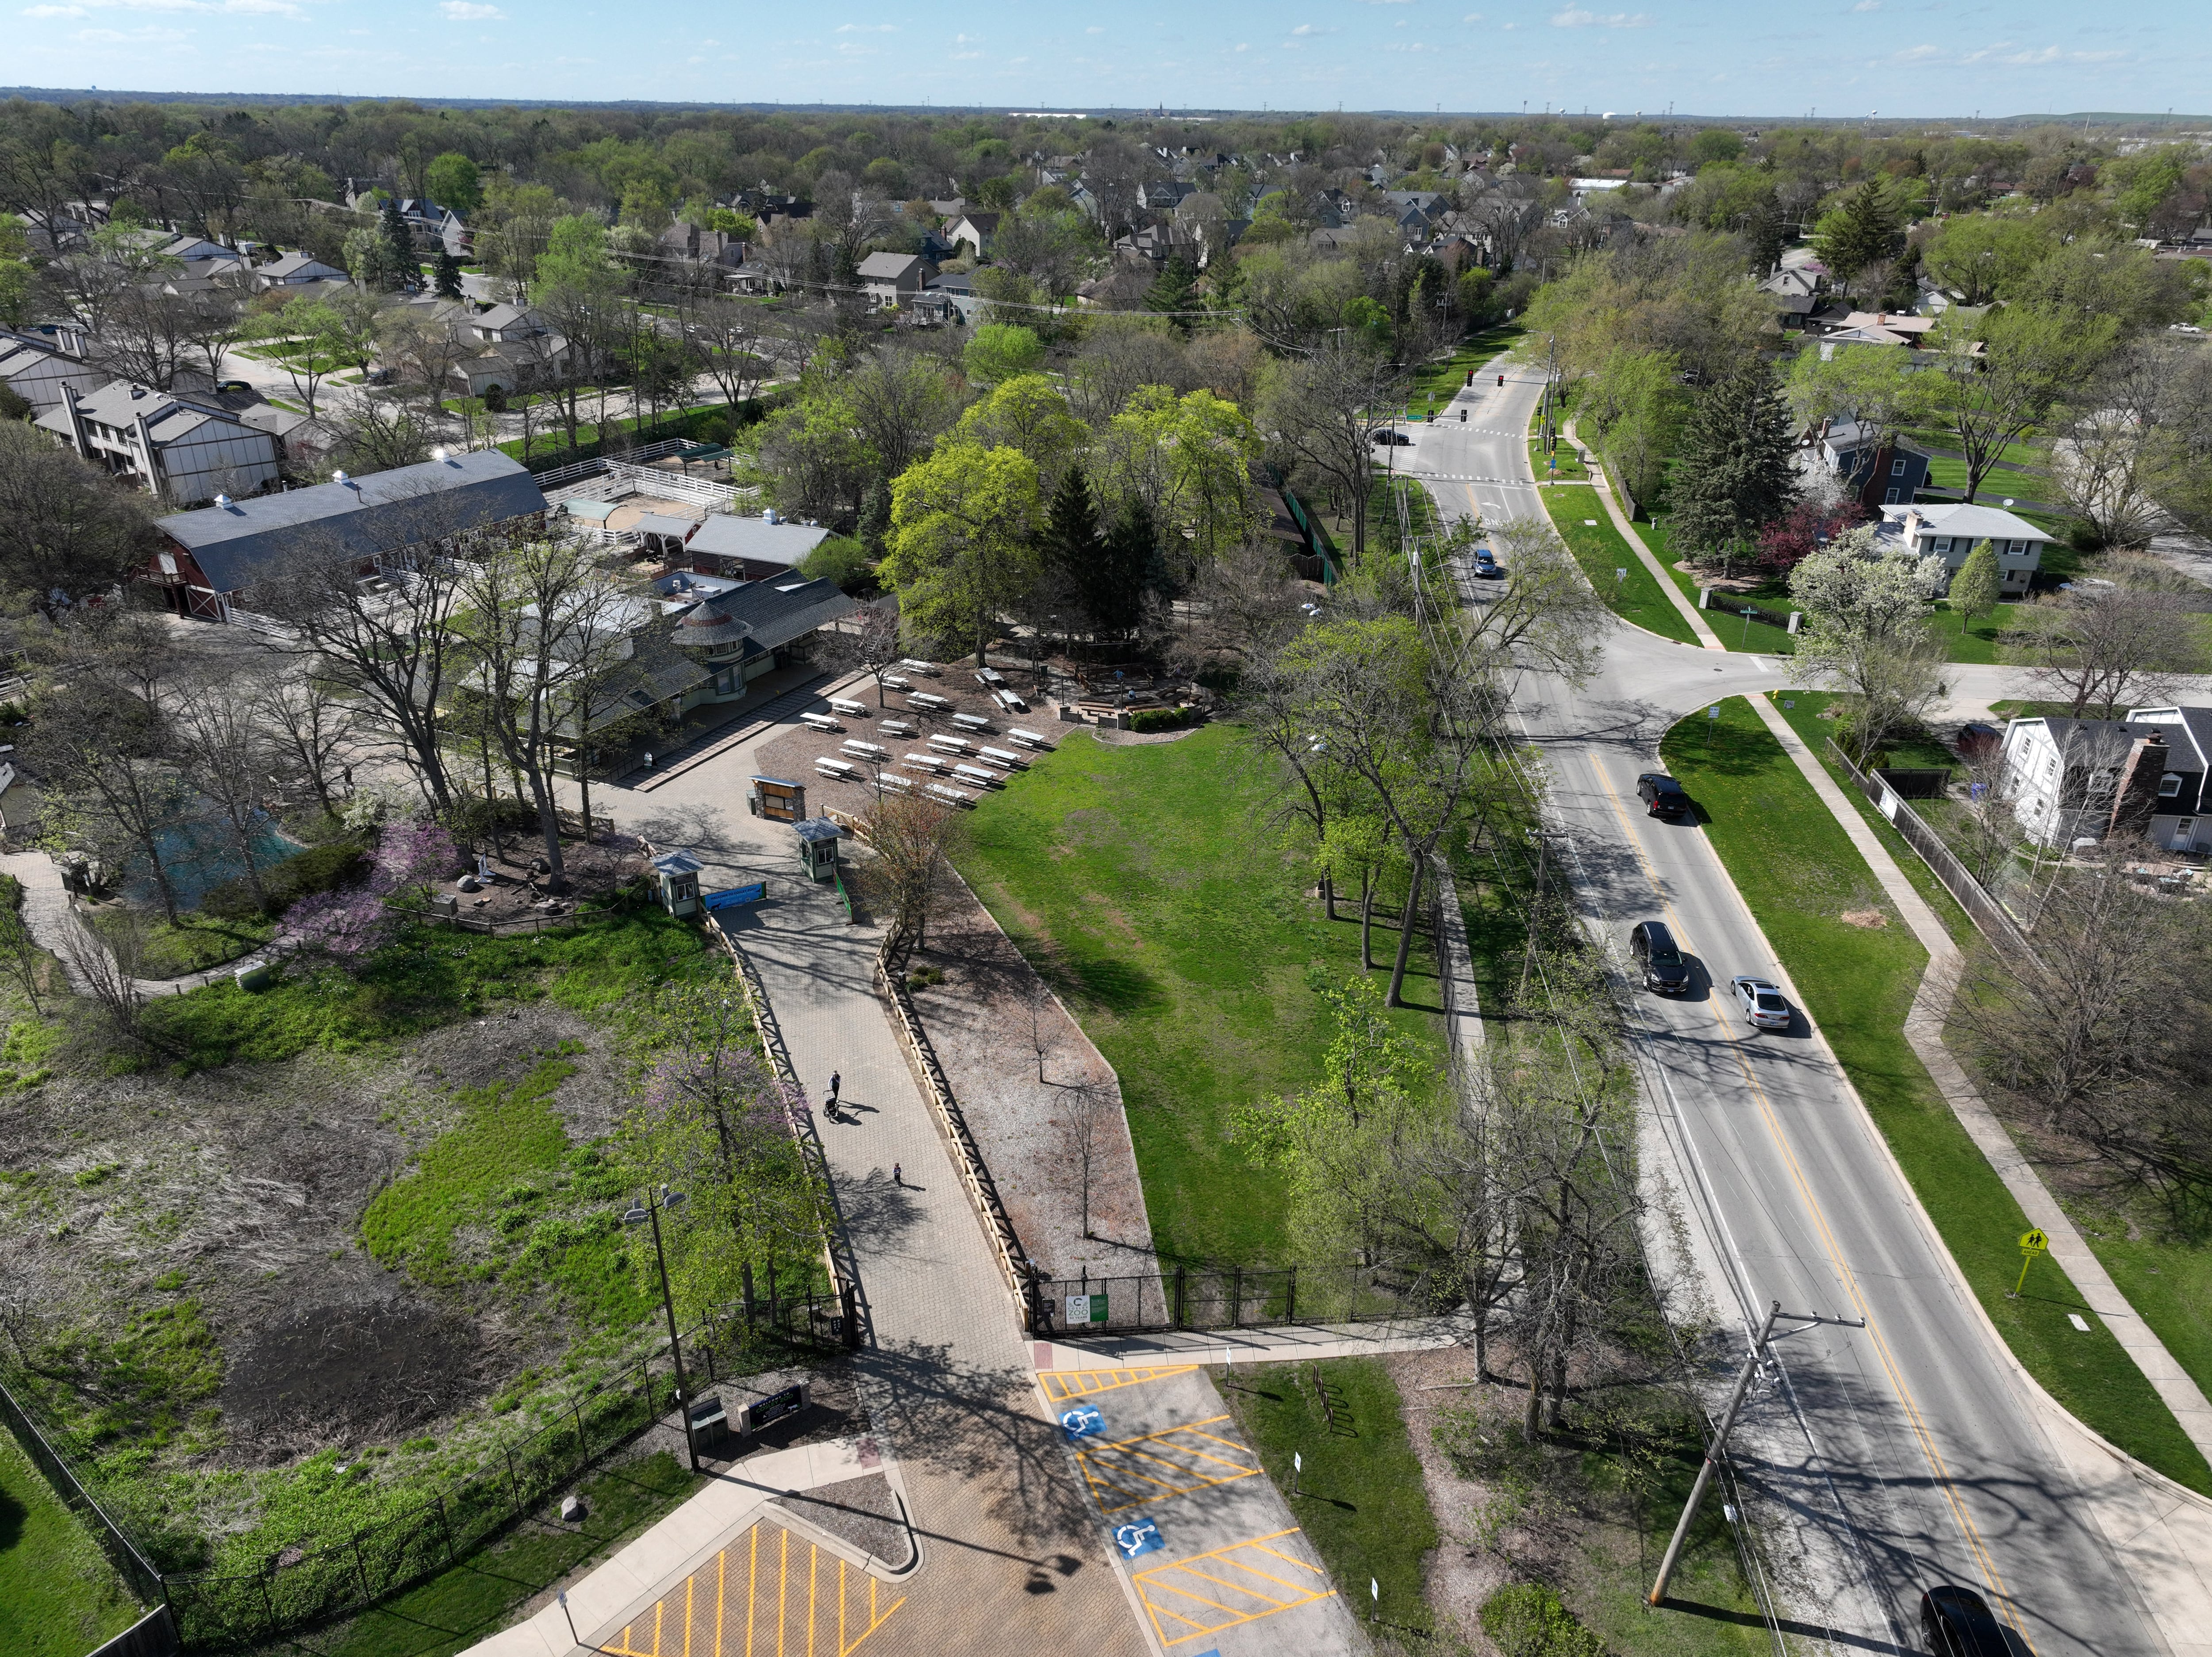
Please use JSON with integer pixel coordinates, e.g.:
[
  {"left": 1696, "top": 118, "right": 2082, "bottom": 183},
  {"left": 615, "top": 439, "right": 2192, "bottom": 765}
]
[
  {"left": 1061, "top": 1405, "right": 1106, "bottom": 1442},
  {"left": 1114, "top": 1518, "right": 1165, "bottom": 1561}
]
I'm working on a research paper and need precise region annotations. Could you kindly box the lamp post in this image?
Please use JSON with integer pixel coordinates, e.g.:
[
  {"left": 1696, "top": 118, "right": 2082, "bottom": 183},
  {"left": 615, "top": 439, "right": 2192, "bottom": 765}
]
[{"left": 623, "top": 1185, "right": 695, "bottom": 1469}]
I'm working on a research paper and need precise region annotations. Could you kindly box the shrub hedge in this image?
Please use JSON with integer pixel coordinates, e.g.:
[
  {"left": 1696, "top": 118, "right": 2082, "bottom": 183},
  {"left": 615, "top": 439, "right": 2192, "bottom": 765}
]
[{"left": 201, "top": 841, "right": 369, "bottom": 921}]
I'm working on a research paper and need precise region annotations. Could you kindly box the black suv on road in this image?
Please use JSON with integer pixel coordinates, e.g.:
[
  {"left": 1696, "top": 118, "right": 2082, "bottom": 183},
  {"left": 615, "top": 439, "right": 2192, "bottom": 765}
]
[
  {"left": 1629, "top": 921, "right": 1692, "bottom": 993},
  {"left": 1920, "top": 1586, "right": 2008, "bottom": 1657},
  {"left": 1637, "top": 772, "right": 1690, "bottom": 818}
]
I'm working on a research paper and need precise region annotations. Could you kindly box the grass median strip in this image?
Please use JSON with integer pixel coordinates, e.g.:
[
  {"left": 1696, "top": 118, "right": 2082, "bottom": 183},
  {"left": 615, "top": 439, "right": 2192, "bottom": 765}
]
[
  {"left": 1540, "top": 486, "right": 1701, "bottom": 646},
  {"left": 1660, "top": 697, "right": 2212, "bottom": 1495}
]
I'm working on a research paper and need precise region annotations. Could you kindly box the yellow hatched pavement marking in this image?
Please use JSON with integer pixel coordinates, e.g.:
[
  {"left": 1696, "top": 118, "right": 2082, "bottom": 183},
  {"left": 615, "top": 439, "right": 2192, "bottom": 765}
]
[
  {"left": 1077, "top": 1415, "right": 1262, "bottom": 1513},
  {"left": 1040, "top": 1365, "right": 1199, "bottom": 1401},
  {"left": 1134, "top": 1528, "right": 1335, "bottom": 1647},
  {"left": 608, "top": 1517, "right": 905, "bottom": 1657}
]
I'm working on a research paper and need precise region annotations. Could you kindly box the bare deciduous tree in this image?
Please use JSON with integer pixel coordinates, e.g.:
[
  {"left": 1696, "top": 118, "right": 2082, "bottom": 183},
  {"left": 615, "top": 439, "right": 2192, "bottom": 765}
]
[{"left": 2012, "top": 557, "right": 2210, "bottom": 720}]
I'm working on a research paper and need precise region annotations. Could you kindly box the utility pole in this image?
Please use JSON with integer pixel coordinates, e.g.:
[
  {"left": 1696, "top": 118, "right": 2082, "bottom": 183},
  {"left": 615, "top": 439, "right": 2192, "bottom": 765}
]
[{"left": 1648, "top": 1300, "right": 1865, "bottom": 1605}]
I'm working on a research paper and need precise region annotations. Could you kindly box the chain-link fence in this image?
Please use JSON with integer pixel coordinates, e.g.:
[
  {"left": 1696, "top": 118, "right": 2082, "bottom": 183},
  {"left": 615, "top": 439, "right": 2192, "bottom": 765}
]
[{"left": 1030, "top": 1262, "right": 1452, "bottom": 1339}]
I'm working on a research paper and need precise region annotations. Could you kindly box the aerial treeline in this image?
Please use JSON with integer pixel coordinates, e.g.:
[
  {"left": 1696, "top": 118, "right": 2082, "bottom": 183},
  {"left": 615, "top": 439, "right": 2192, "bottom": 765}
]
[{"left": 1227, "top": 530, "right": 1668, "bottom": 1428}]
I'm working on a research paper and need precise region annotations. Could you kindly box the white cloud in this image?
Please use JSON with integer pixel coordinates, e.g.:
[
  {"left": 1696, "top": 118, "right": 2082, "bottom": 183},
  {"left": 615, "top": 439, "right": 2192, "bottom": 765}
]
[
  {"left": 836, "top": 21, "right": 893, "bottom": 31},
  {"left": 1085, "top": 23, "right": 1102, "bottom": 31},
  {"left": 951, "top": 48, "right": 979, "bottom": 58},
  {"left": 75, "top": 22, "right": 184, "bottom": 40},
  {"left": 1463, "top": 9, "right": 1483, "bottom": 16},
  {"left": 438, "top": 1, "right": 503, "bottom": 18},
  {"left": 1891, "top": 41, "right": 1941, "bottom": 59},
  {"left": 1852, "top": 0, "right": 1880, "bottom": 9},
  {"left": 1235, "top": 38, "right": 1249, "bottom": 49},
  {"left": 22, "top": 4, "right": 87, "bottom": 14},
  {"left": 1551, "top": 7, "right": 1651, "bottom": 23}
]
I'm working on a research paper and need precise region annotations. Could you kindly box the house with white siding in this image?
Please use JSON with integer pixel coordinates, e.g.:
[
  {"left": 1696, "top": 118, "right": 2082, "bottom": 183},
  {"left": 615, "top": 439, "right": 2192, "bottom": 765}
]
[
  {"left": 36, "top": 381, "right": 280, "bottom": 505},
  {"left": 1876, "top": 502, "right": 2055, "bottom": 595},
  {"left": 0, "top": 328, "right": 105, "bottom": 415}
]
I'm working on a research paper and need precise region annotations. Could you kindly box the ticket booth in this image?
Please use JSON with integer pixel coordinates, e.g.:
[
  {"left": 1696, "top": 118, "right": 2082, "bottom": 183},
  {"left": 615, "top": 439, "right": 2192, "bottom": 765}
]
[
  {"left": 793, "top": 817, "right": 841, "bottom": 882},
  {"left": 651, "top": 848, "right": 703, "bottom": 916},
  {"left": 749, "top": 775, "right": 805, "bottom": 823}
]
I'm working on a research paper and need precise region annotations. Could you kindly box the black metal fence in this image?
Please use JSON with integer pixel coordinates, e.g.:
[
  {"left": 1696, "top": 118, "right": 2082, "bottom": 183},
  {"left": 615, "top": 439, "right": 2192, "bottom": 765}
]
[
  {"left": 1874, "top": 766, "right": 1952, "bottom": 800},
  {"left": 4, "top": 1288, "right": 846, "bottom": 1655},
  {"left": 1031, "top": 1262, "right": 1449, "bottom": 1339}
]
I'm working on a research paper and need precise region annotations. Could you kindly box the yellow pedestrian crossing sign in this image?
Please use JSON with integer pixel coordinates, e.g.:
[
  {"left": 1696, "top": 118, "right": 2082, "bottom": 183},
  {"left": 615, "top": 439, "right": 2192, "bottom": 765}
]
[{"left": 2012, "top": 1229, "right": 2050, "bottom": 1296}]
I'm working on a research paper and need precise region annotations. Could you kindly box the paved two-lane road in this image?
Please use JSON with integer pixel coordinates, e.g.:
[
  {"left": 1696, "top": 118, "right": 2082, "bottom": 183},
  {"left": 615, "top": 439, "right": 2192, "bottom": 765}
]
[{"left": 1394, "top": 364, "right": 2171, "bottom": 1657}]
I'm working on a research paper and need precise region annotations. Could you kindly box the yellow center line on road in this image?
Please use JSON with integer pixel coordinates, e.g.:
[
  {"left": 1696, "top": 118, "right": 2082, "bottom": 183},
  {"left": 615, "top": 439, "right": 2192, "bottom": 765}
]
[{"left": 1581, "top": 739, "right": 2035, "bottom": 1650}]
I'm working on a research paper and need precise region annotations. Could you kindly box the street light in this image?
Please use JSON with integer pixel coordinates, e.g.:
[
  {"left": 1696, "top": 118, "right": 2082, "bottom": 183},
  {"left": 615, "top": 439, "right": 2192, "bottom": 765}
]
[{"left": 623, "top": 1185, "right": 697, "bottom": 1469}]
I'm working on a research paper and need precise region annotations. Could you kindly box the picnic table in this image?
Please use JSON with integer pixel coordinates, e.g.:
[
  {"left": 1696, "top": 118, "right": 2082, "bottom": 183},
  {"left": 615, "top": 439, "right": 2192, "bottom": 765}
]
[
  {"left": 799, "top": 712, "right": 843, "bottom": 733},
  {"left": 951, "top": 712, "right": 993, "bottom": 732}
]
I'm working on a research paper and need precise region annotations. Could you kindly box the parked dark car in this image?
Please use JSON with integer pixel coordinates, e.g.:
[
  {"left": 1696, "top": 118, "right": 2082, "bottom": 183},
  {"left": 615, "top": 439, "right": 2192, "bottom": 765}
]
[
  {"left": 213, "top": 378, "right": 252, "bottom": 395},
  {"left": 1629, "top": 921, "right": 1691, "bottom": 993},
  {"left": 1637, "top": 773, "right": 1690, "bottom": 818},
  {"left": 1920, "top": 1585, "right": 2009, "bottom": 1657}
]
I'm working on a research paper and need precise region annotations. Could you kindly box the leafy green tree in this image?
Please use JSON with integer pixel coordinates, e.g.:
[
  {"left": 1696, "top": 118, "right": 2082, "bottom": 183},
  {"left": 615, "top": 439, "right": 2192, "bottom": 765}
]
[
  {"left": 1811, "top": 181, "right": 1905, "bottom": 294},
  {"left": 1785, "top": 338, "right": 1918, "bottom": 440},
  {"left": 1665, "top": 358, "right": 1798, "bottom": 573},
  {"left": 883, "top": 443, "right": 1043, "bottom": 664},
  {"left": 856, "top": 478, "right": 891, "bottom": 559},
  {"left": 1144, "top": 253, "right": 1199, "bottom": 330},
  {"left": 962, "top": 322, "right": 1045, "bottom": 386},
  {"left": 1949, "top": 539, "right": 2002, "bottom": 635},
  {"left": 953, "top": 373, "right": 1087, "bottom": 488},
  {"left": 1920, "top": 214, "right": 2047, "bottom": 306},
  {"left": 1918, "top": 303, "right": 2117, "bottom": 500},
  {"left": 379, "top": 195, "right": 420, "bottom": 291},
  {"left": 1092, "top": 385, "right": 1260, "bottom": 575},
  {"left": 423, "top": 150, "right": 483, "bottom": 217}
]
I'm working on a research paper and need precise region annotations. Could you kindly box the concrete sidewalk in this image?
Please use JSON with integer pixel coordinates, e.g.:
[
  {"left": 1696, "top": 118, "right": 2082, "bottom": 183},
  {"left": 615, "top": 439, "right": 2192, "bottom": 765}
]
[
  {"left": 1561, "top": 416, "right": 1724, "bottom": 652},
  {"left": 1747, "top": 687, "right": 2212, "bottom": 1657}
]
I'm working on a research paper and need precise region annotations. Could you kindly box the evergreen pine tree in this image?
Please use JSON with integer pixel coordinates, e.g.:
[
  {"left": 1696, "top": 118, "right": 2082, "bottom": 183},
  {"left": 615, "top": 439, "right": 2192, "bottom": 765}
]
[
  {"left": 380, "top": 197, "right": 421, "bottom": 292},
  {"left": 856, "top": 477, "right": 892, "bottom": 559},
  {"left": 1667, "top": 359, "right": 1798, "bottom": 576},
  {"left": 1096, "top": 495, "right": 1155, "bottom": 638},
  {"left": 1812, "top": 181, "right": 1904, "bottom": 294},
  {"left": 1144, "top": 254, "right": 1199, "bottom": 332},
  {"left": 434, "top": 249, "right": 464, "bottom": 299}
]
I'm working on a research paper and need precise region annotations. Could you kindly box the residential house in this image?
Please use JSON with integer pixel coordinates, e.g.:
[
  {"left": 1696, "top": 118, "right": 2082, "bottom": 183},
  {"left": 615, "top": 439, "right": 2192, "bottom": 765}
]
[
  {"left": 2122, "top": 707, "right": 2212, "bottom": 854},
  {"left": 452, "top": 304, "right": 569, "bottom": 398},
  {"left": 37, "top": 382, "right": 280, "bottom": 506},
  {"left": 857, "top": 252, "right": 937, "bottom": 311},
  {"left": 682, "top": 512, "right": 833, "bottom": 582},
  {"left": 1877, "top": 502, "right": 2054, "bottom": 595},
  {"left": 946, "top": 212, "right": 1002, "bottom": 259},
  {"left": 658, "top": 220, "right": 748, "bottom": 272},
  {"left": 234, "top": 401, "right": 339, "bottom": 472},
  {"left": 0, "top": 327, "right": 105, "bottom": 415},
  {"left": 1137, "top": 180, "right": 1197, "bottom": 214},
  {"left": 253, "top": 251, "right": 349, "bottom": 290},
  {"left": 1760, "top": 267, "right": 1820, "bottom": 300},
  {"left": 917, "top": 270, "right": 982, "bottom": 326},
  {"left": 1801, "top": 418, "right": 1931, "bottom": 508},
  {"left": 147, "top": 448, "right": 547, "bottom": 621},
  {"left": 2000, "top": 716, "right": 2197, "bottom": 850}
]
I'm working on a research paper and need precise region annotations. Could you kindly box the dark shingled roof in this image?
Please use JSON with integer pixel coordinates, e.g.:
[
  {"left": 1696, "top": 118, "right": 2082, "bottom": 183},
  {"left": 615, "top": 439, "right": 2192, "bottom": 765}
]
[
  {"left": 690, "top": 576, "right": 856, "bottom": 655},
  {"left": 155, "top": 450, "right": 546, "bottom": 595}
]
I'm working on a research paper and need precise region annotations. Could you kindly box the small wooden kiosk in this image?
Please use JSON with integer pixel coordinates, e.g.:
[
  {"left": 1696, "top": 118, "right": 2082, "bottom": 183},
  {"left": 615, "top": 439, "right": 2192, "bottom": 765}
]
[
  {"left": 792, "top": 817, "right": 841, "bottom": 882},
  {"left": 749, "top": 776, "right": 806, "bottom": 822},
  {"left": 650, "top": 848, "right": 704, "bottom": 917}
]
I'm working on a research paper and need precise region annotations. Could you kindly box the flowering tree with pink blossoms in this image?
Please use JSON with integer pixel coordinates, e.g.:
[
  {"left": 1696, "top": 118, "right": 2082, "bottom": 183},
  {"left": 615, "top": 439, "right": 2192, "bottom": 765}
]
[{"left": 283, "top": 820, "right": 459, "bottom": 967}]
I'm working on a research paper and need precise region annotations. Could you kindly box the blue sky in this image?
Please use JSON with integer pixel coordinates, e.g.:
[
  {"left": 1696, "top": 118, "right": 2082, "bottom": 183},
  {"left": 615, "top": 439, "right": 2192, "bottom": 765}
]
[{"left": 9, "top": 0, "right": 2207, "bottom": 118}]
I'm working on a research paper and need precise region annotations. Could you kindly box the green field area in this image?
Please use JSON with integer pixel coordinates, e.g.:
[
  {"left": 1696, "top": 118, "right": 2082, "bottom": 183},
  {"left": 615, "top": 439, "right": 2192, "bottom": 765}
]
[
  {"left": 1540, "top": 486, "right": 1701, "bottom": 646},
  {"left": 1402, "top": 325, "right": 1525, "bottom": 417},
  {"left": 1659, "top": 696, "right": 2212, "bottom": 1495},
  {"left": 0, "top": 1428, "right": 141, "bottom": 1657},
  {"left": 1221, "top": 1358, "right": 1438, "bottom": 1635},
  {"left": 954, "top": 725, "right": 1448, "bottom": 1263}
]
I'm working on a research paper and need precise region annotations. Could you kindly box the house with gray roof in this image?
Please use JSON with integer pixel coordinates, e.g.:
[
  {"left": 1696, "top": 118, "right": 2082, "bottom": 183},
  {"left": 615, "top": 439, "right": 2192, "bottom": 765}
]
[
  {"left": 858, "top": 252, "right": 936, "bottom": 310},
  {"left": 37, "top": 381, "right": 280, "bottom": 506},
  {"left": 253, "top": 251, "right": 348, "bottom": 290},
  {"left": 1877, "top": 501, "right": 2055, "bottom": 595},
  {"left": 149, "top": 448, "right": 546, "bottom": 621},
  {"left": 0, "top": 328, "right": 104, "bottom": 415},
  {"left": 2001, "top": 714, "right": 2193, "bottom": 850}
]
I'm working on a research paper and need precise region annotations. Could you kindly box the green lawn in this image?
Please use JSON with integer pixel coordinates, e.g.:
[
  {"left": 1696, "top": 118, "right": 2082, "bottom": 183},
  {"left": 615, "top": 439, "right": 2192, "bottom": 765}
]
[
  {"left": 1659, "top": 698, "right": 2212, "bottom": 1495},
  {"left": 1219, "top": 1358, "right": 1438, "bottom": 1635},
  {"left": 953, "top": 725, "right": 1448, "bottom": 1263},
  {"left": 1540, "top": 486, "right": 1701, "bottom": 646},
  {"left": 0, "top": 1427, "right": 142, "bottom": 1657},
  {"left": 1636, "top": 518, "right": 1800, "bottom": 656},
  {"left": 1401, "top": 326, "right": 1525, "bottom": 417},
  {"left": 320, "top": 1452, "right": 700, "bottom": 1657},
  {"left": 86, "top": 909, "right": 273, "bottom": 978},
  {"left": 1528, "top": 385, "right": 1588, "bottom": 480}
]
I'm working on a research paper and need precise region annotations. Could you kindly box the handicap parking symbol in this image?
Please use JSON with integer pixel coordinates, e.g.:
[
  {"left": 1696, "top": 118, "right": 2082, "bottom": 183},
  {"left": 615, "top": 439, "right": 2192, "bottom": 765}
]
[
  {"left": 1114, "top": 1519, "right": 1165, "bottom": 1561},
  {"left": 1061, "top": 1406, "right": 1105, "bottom": 1442}
]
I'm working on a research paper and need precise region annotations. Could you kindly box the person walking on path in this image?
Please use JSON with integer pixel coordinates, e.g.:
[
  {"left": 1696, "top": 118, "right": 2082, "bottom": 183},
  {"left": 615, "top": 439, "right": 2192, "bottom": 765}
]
[
  {"left": 829, "top": 1070, "right": 841, "bottom": 1103},
  {"left": 892, "top": 1162, "right": 902, "bottom": 1187}
]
